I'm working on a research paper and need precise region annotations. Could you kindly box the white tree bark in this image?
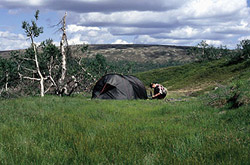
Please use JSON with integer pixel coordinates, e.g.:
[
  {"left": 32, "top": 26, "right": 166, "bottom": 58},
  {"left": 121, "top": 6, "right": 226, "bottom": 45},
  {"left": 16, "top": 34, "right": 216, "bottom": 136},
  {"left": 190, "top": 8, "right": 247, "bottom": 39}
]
[
  {"left": 31, "top": 35, "right": 45, "bottom": 97},
  {"left": 59, "top": 12, "right": 68, "bottom": 96},
  {"left": 5, "top": 72, "right": 9, "bottom": 91}
]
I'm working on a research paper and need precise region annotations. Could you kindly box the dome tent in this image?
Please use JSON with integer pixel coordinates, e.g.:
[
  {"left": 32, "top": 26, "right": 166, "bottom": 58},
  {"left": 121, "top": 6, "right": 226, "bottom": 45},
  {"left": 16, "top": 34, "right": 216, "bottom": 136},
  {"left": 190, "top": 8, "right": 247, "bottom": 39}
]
[{"left": 92, "top": 74, "right": 148, "bottom": 100}]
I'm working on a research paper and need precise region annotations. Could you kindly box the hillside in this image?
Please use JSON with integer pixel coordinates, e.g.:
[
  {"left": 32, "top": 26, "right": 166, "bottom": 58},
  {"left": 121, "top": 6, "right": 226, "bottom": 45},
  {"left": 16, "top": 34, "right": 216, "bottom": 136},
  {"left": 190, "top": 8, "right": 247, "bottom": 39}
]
[
  {"left": 136, "top": 58, "right": 250, "bottom": 93},
  {"left": 0, "top": 44, "right": 192, "bottom": 63}
]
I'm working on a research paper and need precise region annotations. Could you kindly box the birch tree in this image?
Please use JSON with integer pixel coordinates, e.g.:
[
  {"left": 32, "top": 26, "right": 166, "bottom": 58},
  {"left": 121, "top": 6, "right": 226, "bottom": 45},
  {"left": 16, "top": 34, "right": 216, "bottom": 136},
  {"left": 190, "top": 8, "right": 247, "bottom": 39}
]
[
  {"left": 58, "top": 12, "right": 69, "bottom": 96},
  {"left": 20, "top": 10, "right": 46, "bottom": 97},
  {"left": 56, "top": 12, "right": 83, "bottom": 96}
]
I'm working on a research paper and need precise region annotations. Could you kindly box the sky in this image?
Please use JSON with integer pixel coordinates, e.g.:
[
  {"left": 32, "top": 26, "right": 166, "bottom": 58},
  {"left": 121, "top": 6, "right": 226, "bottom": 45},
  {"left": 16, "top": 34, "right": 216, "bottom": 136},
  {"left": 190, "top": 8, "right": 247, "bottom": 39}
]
[{"left": 0, "top": 0, "right": 250, "bottom": 51}]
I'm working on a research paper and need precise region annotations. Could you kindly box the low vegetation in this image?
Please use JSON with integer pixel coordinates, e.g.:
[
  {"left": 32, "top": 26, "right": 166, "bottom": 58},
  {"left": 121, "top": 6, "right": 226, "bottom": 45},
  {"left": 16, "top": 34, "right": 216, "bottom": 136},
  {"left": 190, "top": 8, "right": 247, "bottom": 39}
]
[
  {"left": 0, "top": 96, "right": 249, "bottom": 164},
  {"left": 136, "top": 55, "right": 250, "bottom": 93},
  {"left": 204, "top": 79, "right": 250, "bottom": 109}
]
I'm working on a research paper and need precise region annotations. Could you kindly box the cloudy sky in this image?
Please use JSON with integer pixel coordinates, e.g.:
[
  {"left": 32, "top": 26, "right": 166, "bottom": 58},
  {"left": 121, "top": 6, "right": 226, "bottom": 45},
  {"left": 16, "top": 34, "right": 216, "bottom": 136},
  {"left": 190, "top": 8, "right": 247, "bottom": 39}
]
[{"left": 0, "top": 0, "right": 250, "bottom": 51}]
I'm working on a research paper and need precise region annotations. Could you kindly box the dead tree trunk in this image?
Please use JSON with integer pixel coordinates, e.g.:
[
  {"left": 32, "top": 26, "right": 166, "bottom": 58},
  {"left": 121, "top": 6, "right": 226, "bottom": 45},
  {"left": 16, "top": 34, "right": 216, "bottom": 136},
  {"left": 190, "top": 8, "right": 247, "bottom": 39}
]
[
  {"left": 58, "top": 12, "right": 68, "bottom": 96},
  {"left": 5, "top": 72, "right": 9, "bottom": 91},
  {"left": 31, "top": 36, "right": 45, "bottom": 97}
]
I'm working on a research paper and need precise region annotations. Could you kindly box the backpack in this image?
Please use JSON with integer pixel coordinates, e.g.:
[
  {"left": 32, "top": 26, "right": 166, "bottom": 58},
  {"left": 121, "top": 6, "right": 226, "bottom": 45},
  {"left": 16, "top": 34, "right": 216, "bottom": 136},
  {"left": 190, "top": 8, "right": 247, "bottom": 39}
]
[{"left": 156, "top": 84, "right": 167, "bottom": 95}]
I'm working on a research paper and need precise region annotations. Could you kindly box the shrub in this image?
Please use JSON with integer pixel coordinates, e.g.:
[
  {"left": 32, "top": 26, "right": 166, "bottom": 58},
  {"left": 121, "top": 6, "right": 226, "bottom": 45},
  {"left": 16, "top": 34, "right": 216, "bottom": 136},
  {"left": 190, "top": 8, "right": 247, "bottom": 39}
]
[{"left": 205, "top": 80, "right": 250, "bottom": 109}]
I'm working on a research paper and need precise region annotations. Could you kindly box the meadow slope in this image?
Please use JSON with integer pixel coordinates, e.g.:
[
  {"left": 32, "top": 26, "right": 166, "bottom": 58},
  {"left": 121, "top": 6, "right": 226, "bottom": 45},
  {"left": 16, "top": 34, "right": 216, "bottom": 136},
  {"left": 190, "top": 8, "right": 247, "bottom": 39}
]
[{"left": 136, "top": 58, "right": 250, "bottom": 95}]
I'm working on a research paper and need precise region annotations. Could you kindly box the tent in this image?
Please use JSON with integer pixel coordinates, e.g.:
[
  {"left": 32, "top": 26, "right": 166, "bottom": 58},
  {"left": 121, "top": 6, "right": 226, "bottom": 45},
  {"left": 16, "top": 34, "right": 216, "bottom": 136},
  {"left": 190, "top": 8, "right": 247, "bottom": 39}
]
[{"left": 92, "top": 74, "right": 148, "bottom": 100}]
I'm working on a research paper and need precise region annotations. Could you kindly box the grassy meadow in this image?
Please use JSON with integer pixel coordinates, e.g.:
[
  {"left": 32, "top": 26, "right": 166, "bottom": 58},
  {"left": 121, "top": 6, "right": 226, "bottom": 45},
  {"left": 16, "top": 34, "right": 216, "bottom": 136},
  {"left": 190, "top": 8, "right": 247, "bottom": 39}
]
[
  {"left": 0, "top": 95, "right": 250, "bottom": 164},
  {"left": 1, "top": 57, "right": 250, "bottom": 164}
]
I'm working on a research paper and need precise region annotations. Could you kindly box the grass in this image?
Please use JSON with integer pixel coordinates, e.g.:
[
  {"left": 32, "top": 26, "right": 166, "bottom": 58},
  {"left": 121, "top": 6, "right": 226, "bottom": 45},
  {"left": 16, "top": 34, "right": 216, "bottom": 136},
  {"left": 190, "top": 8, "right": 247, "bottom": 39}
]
[
  {"left": 0, "top": 96, "right": 250, "bottom": 164},
  {"left": 136, "top": 58, "right": 250, "bottom": 92}
]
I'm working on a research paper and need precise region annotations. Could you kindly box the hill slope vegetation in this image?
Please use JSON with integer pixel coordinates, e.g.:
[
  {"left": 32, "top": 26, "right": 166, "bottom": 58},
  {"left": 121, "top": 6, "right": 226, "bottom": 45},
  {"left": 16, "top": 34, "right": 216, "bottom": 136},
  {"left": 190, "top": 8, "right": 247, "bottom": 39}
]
[{"left": 136, "top": 58, "right": 250, "bottom": 94}]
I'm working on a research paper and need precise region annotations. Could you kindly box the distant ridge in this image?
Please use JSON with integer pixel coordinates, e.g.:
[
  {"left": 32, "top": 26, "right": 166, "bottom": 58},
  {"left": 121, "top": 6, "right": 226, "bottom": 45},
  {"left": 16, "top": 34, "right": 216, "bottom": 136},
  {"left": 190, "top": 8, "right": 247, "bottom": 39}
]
[{"left": 0, "top": 44, "right": 192, "bottom": 63}]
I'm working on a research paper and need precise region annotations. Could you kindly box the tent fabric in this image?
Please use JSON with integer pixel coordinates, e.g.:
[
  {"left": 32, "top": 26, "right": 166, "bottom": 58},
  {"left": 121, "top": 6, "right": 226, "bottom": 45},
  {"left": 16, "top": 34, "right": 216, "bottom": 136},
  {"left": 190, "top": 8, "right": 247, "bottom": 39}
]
[{"left": 92, "top": 74, "right": 148, "bottom": 100}]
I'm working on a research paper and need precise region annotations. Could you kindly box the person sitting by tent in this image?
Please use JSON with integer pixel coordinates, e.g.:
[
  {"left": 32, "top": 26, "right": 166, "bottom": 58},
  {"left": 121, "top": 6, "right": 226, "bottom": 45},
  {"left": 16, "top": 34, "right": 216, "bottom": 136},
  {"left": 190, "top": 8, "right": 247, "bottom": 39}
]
[{"left": 150, "top": 83, "right": 167, "bottom": 99}]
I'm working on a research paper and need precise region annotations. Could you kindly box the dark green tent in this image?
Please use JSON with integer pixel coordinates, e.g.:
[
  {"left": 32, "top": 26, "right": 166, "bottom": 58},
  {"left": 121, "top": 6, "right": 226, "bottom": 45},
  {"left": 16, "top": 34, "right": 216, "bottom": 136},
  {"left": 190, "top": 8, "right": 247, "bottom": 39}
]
[{"left": 92, "top": 74, "right": 147, "bottom": 100}]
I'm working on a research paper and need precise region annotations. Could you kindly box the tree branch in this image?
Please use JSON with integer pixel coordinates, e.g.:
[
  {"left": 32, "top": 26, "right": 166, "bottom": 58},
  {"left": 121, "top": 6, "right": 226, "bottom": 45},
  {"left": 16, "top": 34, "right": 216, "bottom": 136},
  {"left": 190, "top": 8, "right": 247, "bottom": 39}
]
[{"left": 22, "top": 76, "right": 41, "bottom": 81}]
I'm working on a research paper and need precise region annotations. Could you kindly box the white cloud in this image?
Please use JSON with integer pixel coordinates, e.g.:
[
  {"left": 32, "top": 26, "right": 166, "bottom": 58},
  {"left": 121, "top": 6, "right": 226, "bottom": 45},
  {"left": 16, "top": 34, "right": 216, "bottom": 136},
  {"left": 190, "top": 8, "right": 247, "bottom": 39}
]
[
  {"left": 112, "top": 39, "right": 133, "bottom": 44},
  {"left": 67, "top": 34, "right": 89, "bottom": 45},
  {"left": 0, "top": 0, "right": 250, "bottom": 50},
  {"left": 167, "top": 26, "right": 199, "bottom": 38},
  {"left": 182, "top": 0, "right": 246, "bottom": 18},
  {"left": 65, "top": 0, "right": 249, "bottom": 48},
  {"left": 75, "top": 11, "right": 178, "bottom": 27},
  {"left": 67, "top": 24, "right": 100, "bottom": 33},
  {"left": 0, "top": 31, "right": 30, "bottom": 50},
  {"left": 206, "top": 40, "right": 223, "bottom": 46},
  {"left": 26, "top": 0, "right": 44, "bottom": 6},
  {"left": 238, "top": 35, "right": 250, "bottom": 41},
  {"left": 0, "top": 0, "right": 186, "bottom": 12},
  {"left": 8, "top": 9, "right": 22, "bottom": 14},
  {"left": 0, "top": 0, "right": 45, "bottom": 8},
  {"left": 67, "top": 24, "right": 133, "bottom": 45}
]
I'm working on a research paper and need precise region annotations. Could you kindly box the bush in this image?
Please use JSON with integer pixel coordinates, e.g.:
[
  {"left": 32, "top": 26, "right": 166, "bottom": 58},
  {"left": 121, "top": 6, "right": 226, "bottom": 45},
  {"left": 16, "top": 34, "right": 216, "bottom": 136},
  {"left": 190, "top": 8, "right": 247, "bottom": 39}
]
[
  {"left": 241, "top": 40, "right": 250, "bottom": 59},
  {"left": 0, "top": 57, "right": 18, "bottom": 92},
  {"left": 205, "top": 80, "right": 250, "bottom": 109},
  {"left": 228, "top": 40, "right": 250, "bottom": 64}
]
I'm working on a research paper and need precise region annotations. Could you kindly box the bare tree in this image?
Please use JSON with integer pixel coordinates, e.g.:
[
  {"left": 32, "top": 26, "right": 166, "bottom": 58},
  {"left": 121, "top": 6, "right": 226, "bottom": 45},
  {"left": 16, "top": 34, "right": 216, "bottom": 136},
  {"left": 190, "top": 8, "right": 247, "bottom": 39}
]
[
  {"left": 58, "top": 12, "right": 69, "bottom": 96},
  {"left": 20, "top": 10, "right": 46, "bottom": 97},
  {"left": 15, "top": 11, "right": 96, "bottom": 97}
]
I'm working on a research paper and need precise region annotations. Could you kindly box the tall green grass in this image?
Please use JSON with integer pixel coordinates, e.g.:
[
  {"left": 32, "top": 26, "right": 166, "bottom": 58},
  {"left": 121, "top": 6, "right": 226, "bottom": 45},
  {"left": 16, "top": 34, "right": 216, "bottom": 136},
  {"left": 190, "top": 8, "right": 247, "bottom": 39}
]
[
  {"left": 136, "top": 58, "right": 250, "bottom": 91},
  {"left": 0, "top": 96, "right": 249, "bottom": 164}
]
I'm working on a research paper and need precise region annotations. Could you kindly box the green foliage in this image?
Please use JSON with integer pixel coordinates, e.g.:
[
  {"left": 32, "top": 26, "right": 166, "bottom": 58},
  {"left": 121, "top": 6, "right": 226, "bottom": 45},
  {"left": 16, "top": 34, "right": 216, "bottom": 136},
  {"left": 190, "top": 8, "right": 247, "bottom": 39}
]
[
  {"left": 0, "top": 57, "right": 17, "bottom": 87},
  {"left": 87, "top": 54, "right": 109, "bottom": 76},
  {"left": 81, "top": 44, "right": 89, "bottom": 54},
  {"left": 188, "top": 40, "right": 230, "bottom": 62},
  {"left": 34, "top": 10, "right": 39, "bottom": 20},
  {"left": 39, "top": 39, "right": 61, "bottom": 75},
  {"left": 240, "top": 40, "right": 250, "bottom": 59},
  {"left": 0, "top": 57, "right": 18, "bottom": 99},
  {"left": 0, "top": 96, "right": 249, "bottom": 164},
  {"left": 226, "top": 40, "right": 250, "bottom": 65},
  {"left": 22, "top": 10, "right": 43, "bottom": 38}
]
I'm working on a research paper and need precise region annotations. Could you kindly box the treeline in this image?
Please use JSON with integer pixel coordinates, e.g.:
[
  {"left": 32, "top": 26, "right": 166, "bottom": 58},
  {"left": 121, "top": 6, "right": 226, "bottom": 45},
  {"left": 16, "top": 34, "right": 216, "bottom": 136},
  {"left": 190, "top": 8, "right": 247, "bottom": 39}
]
[{"left": 188, "top": 40, "right": 250, "bottom": 62}]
